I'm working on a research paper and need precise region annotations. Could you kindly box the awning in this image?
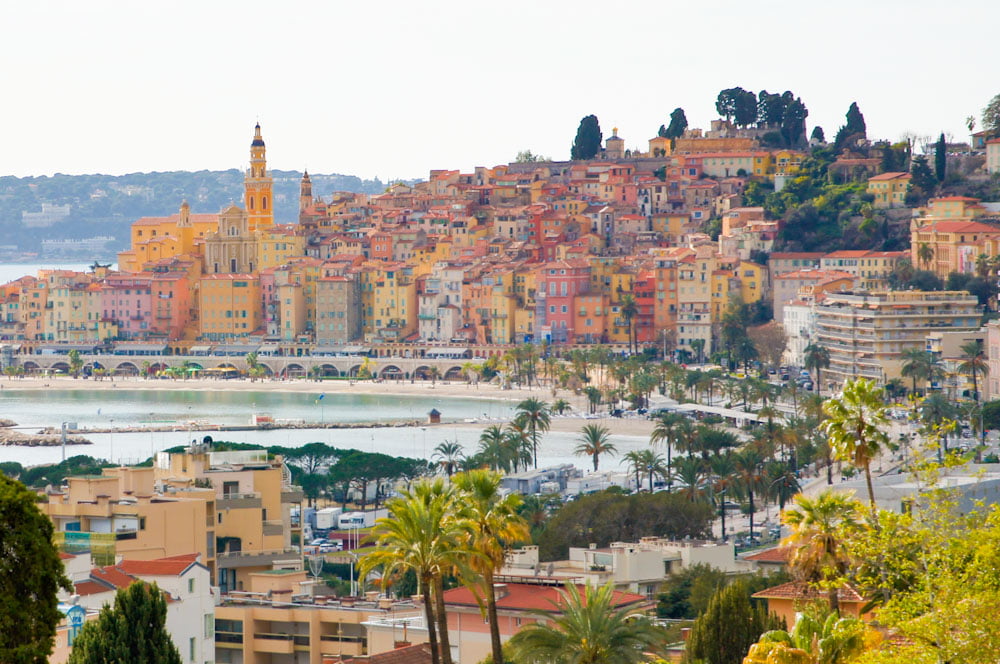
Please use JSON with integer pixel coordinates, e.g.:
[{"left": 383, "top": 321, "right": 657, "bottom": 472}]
[
  {"left": 39, "top": 344, "right": 99, "bottom": 354},
  {"left": 212, "top": 344, "right": 261, "bottom": 356},
  {"left": 425, "top": 347, "right": 469, "bottom": 358},
  {"left": 188, "top": 345, "right": 213, "bottom": 355},
  {"left": 113, "top": 344, "right": 168, "bottom": 354}
]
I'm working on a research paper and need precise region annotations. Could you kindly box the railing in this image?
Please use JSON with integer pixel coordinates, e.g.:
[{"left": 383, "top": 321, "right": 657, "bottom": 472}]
[{"left": 216, "top": 631, "right": 243, "bottom": 645}]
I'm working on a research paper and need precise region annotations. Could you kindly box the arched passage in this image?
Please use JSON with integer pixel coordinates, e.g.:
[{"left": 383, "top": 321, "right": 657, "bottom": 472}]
[
  {"left": 380, "top": 365, "right": 404, "bottom": 380},
  {"left": 114, "top": 362, "right": 139, "bottom": 376},
  {"left": 318, "top": 364, "right": 340, "bottom": 377},
  {"left": 285, "top": 363, "right": 306, "bottom": 378},
  {"left": 444, "top": 366, "right": 464, "bottom": 381},
  {"left": 412, "top": 365, "right": 432, "bottom": 380}
]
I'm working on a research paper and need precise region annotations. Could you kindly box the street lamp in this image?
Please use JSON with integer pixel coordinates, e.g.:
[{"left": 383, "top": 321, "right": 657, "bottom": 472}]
[
  {"left": 346, "top": 551, "right": 359, "bottom": 597},
  {"left": 718, "top": 489, "right": 728, "bottom": 542}
]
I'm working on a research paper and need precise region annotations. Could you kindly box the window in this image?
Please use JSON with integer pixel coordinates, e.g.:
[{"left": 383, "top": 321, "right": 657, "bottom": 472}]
[
  {"left": 189, "top": 578, "right": 195, "bottom": 593},
  {"left": 204, "top": 613, "right": 214, "bottom": 638},
  {"left": 189, "top": 637, "right": 195, "bottom": 661}
]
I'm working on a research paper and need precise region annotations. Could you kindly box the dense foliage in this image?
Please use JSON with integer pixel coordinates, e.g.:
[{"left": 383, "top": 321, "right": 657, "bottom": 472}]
[
  {"left": 0, "top": 475, "right": 72, "bottom": 664},
  {"left": 535, "top": 490, "right": 714, "bottom": 560}
]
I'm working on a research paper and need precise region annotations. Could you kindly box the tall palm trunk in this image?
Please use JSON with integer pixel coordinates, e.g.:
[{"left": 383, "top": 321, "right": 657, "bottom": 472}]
[
  {"left": 828, "top": 587, "right": 840, "bottom": 614},
  {"left": 422, "top": 573, "right": 440, "bottom": 664},
  {"left": 433, "top": 576, "right": 454, "bottom": 664},
  {"left": 484, "top": 569, "right": 503, "bottom": 664}
]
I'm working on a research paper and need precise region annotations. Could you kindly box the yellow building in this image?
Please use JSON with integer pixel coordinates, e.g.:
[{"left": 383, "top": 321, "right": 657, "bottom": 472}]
[
  {"left": 910, "top": 218, "right": 1000, "bottom": 279},
  {"left": 738, "top": 261, "right": 767, "bottom": 305},
  {"left": 699, "top": 152, "right": 773, "bottom": 178},
  {"left": 258, "top": 225, "right": 307, "bottom": 271},
  {"left": 245, "top": 123, "right": 274, "bottom": 233},
  {"left": 199, "top": 274, "right": 262, "bottom": 340},
  {"left": 867, "top": 171, "right": 911, "bottom": 208},
  {"left": 361, "top": 263, "right": 417, "bottom": 343},
  {"left": 772, "top": 150, "right": 805, "bottom": 175},
  {"left": 117, "top": 201, "right": 217, "bottom": 273}
]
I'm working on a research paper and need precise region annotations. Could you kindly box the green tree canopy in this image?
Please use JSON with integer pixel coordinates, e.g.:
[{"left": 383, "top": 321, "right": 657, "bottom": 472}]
[
  {"left": 0, "top": 475, "right": 72, "bottom": 664},
  {"left": 684, "top": 580, "right": 785, "bottom": 664},
  {"left": 663, "top": 107, "right": 688, "bottom": 139},
  {"left": 571, "top": 115, "right": 603, "bottom": 160},
  {"left": 67, "top": 581, "right": 181, "bottom": 664}
]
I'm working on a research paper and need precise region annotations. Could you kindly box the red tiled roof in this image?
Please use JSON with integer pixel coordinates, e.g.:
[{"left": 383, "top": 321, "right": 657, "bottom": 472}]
[
  {"left": 90, "top": 566, "right": 134, "bottom": 589},
  {"left": 930, "top": 196, "right": 980, "bottom": 202},
  {"left": 770, "top": 252, "right": 825, "bottom": 260},
  {"left": 923, "top": 220, "right": 1000, "bottom": 234},
  {"left": 117, "top": 558, "right": 195, "bottom": 577},
  {"left": 352, "top": 643, "right": 434, "bottom": 664},
  {"left": 742, "top": 546, "right": 791, "bottom": 563},
  {"left": 75, "top": 580, "right": 113, "bottom": 597},
  {"left": 59, "top": 552, "right": 75, "bottom": 560},
  {"left": 444, "top": 583, "right": 648, "bottom": 613},
  {"left": 867, "top": 171, "right": 911, "bottom": 181},
  {"left": 752, "top": 581, "right": 865, "bottom": 603}
]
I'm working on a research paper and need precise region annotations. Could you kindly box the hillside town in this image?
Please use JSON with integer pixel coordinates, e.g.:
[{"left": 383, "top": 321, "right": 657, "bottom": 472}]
[
  {"left": 1, "top": 114, "right": 1000, "bottom": 397},
  {"left": 5, "top": 99, "right": 1000, "bottom": 664}
]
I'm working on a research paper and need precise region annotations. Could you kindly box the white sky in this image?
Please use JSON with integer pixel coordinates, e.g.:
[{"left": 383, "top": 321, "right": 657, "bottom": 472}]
[{"left": 1, "top": 0, "right": 997, "bottom": 181}]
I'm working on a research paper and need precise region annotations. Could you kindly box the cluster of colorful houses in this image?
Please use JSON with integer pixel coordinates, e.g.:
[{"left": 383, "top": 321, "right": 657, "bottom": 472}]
[{"left": 1, "top": 123, "right": 1000, "bottom": 394}]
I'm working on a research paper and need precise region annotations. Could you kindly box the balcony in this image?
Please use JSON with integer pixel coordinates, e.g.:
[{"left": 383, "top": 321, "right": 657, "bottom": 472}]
[
  {"left": 217, "top": 492, "right": 262, "bottom": 509},
  {"left": 217, "top": 547, "right": 302, "bottom": 569},
  {"left": 253, "top": 633, "right": 299, "bottom": 654},
  {"left": 263, "top": 520, "right": 284, "bottom": 537},
  {"left": 281, "top": 488, "right": 304, "bottom": 503}
]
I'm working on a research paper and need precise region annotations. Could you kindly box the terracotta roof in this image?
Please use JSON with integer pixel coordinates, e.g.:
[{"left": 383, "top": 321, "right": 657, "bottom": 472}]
[
  {"left": 75, "top": 580, "right": 114, "bottom": 597},
  {"left": 752, "top": 581, "right": 865, "bottom": 603},
  {"left": 90, "top": 565, "right": 135, "bottom": 589},
  {"left": 930, "top": 196, "right": 980, "bottom": 202},
  {"left": 868, "top": 171, "right": 911, "bottom": 181},
  {"left": 923, "top": 220, "right": 1000, "bottom": 233},
  {"left": 357, "top": 643, "right": 434, "bottom": 664},
  {"left": 444, "top": 583, "right": 648, "bottom": 613},
  {"left": 117, "top": 558, "right": 196, "bottom": 577},
  {"left": 770, "top": 252, "right": 825, "bottom": 260},
  {"left": 59, "top": 552, "right": 75, "bottom": 560},
  {"left": 742, "top": 546, "right": 791, "bottom": 563}
]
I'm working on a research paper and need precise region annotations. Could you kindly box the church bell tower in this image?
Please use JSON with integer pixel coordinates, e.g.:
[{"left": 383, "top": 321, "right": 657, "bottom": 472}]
[{"left": 244, "top": 123, "right": 274, "bottom": 232}]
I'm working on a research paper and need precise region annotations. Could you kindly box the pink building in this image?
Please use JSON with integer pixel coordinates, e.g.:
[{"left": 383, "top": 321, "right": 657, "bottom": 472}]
[
  {"left": 536, "top": 259, "right": 591, "bottom": 343},
  {"left": 101, "top": 273, "right": 154, "bottom": 340}
]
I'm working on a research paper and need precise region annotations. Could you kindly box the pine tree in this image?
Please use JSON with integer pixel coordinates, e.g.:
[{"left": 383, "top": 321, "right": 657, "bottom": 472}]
[
  {"left": 684, "top": 580, "right": 784, "bottom": 664},
  {"left": 67, "top": 582, "right": 182, "bottom": 664},
  {"left": 935, "top": 132, "right": 947, "bottom": 183},
  {"left": 911, "top": 154, "right": 937, "bottom": 194},
  {"left": 0, "top": 475, "right": 72, "bottom": 664},
  {"left": 810, "top": 126, "right": 825, "bottom": 143},
  {"left": 570, "top": 115, "right": 602, "bottom": 160}
]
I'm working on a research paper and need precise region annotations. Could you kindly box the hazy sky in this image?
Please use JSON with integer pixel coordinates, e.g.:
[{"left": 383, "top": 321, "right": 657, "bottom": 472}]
[{"left": 2, "top": 0, "right": 997, "bottom": 183}]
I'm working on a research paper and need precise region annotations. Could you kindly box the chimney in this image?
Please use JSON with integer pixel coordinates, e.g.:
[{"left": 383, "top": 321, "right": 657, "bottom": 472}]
[{"left": 588, "top": 543, "right": 597, "bottom": 550}]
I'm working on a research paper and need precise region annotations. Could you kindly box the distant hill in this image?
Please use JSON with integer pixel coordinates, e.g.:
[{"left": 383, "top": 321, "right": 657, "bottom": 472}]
[{"left": 0, "top": 170, "right": 416, "bottom": 257}]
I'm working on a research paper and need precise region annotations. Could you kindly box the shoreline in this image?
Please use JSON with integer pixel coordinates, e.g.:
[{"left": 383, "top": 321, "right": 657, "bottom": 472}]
[{"left": 2, "top": 375, "right": 659, "bottom": 440}]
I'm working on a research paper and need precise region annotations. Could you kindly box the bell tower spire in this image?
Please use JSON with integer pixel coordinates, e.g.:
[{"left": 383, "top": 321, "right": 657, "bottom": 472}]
[{"left": 244, "top": 123, "right": 274, "bottom": 232}]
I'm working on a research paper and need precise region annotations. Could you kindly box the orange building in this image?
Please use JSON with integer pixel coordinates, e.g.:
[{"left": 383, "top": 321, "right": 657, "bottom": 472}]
[{"left": 199, "top": 274, "right": 261, "bottom": 340}]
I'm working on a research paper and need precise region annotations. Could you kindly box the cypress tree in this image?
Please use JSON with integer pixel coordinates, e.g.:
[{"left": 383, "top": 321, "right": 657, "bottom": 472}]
[
  {"left": 683, "top": 580, "right": 784, "bottom": 664},
  {"left": 570, "top": 115, "right": 602, "bottom": 160},
  {"left": 67, "top": 581, "right": 182, "bottom": 664},
  {"left": 934, "top": 133, "right": 947, "bottom": 183},
  {"left": 665, "top": 107, "right": 689, "bottom": 139}
]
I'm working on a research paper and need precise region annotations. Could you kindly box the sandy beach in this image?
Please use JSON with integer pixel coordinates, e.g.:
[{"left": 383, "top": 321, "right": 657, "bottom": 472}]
[{"left": 1, "top": 375, "right": 658, "bottom": 438}]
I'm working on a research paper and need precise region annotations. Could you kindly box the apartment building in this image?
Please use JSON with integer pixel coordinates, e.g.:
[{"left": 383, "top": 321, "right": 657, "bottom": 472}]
[
  {"left": 43, "top": 445, "right": 304, "bottom": 593},
  {"left": 814, "top": 290, "right": 981, "bottom": 389}
]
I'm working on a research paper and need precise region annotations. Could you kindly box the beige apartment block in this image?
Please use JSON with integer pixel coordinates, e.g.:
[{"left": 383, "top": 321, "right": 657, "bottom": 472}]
[
  {"left": 43, "top": 445, "right": 304, "bottom": 593},
  {"left": 814, "top": 290, "right": 981, "bottom": 390}
]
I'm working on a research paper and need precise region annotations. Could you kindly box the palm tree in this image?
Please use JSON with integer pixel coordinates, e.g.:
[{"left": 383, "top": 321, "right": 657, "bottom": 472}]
[
  {"left": 620, "top": 294, "right": 638, "bottom": 356},
  {"left": 432, "top": 440, "right": 465, "bottom": 478},
  {"left": 583, "top": 386, "right": 602, "bottom": 414},
  {"left": 624, "top": 449, "right": 667, "bottom": 492},
  {"left": 575, "top": 424, "right": 617, "bottom": 472},
  {"left": 649, "top": 412, "right": 687, "bottom": 489},
  {"left": 751, "top": 610, "right": 866, "bottom": 663},
  {"left": 478, "top": 425, "right": 509, "bottom": 473},
  {"left": 506, "top": 582, "right": 665, "bottom": 664},
  {"left": 622, "top": 450, "right": 646, "bottom": 492},
  {"left": 958, "top": 339, "right": 989, "bottom": 404},
  {"left": 822, "top": 378, "right": 890, "bottom": 509},
  {"left": 782, "top": 490, "right": 860, "bottom": 613},
  {"left": 708, "top": 451, "right": 738, "bottom": 540},
  {"left": 360, "top": 479, "right": 472, "bottom": 664},
  {"left": 551, "top": 398, "right": 571, "bottom": 415},
  {"left": 900, "top": 347, "right": 931, "bottom": 395},
  {"left": 673, "top": 456, "right": 707, "bottom": 502},
  {"left": 502, "top": 422, "right": 533, "bottom": 474},
  {"left": 803, "top": 343, "right": 830, "bottom": 397},
  {"left": 515, "top": 398, "right": 551, "bottom": 469},
  {"left": 734, "top": 446, "right": 767, "bottom": 540},
  {"left": 690, "top": 338, "right": 706, "bottom": 364},
  {"left": 917, "top": 242, "right": 934, "bottom": 270},
  {"left": 764, "top": 461, "right": 800, "bottom": 511},
  {"left": 453, "top": 470, "right": 529, "bottom": 664}
]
